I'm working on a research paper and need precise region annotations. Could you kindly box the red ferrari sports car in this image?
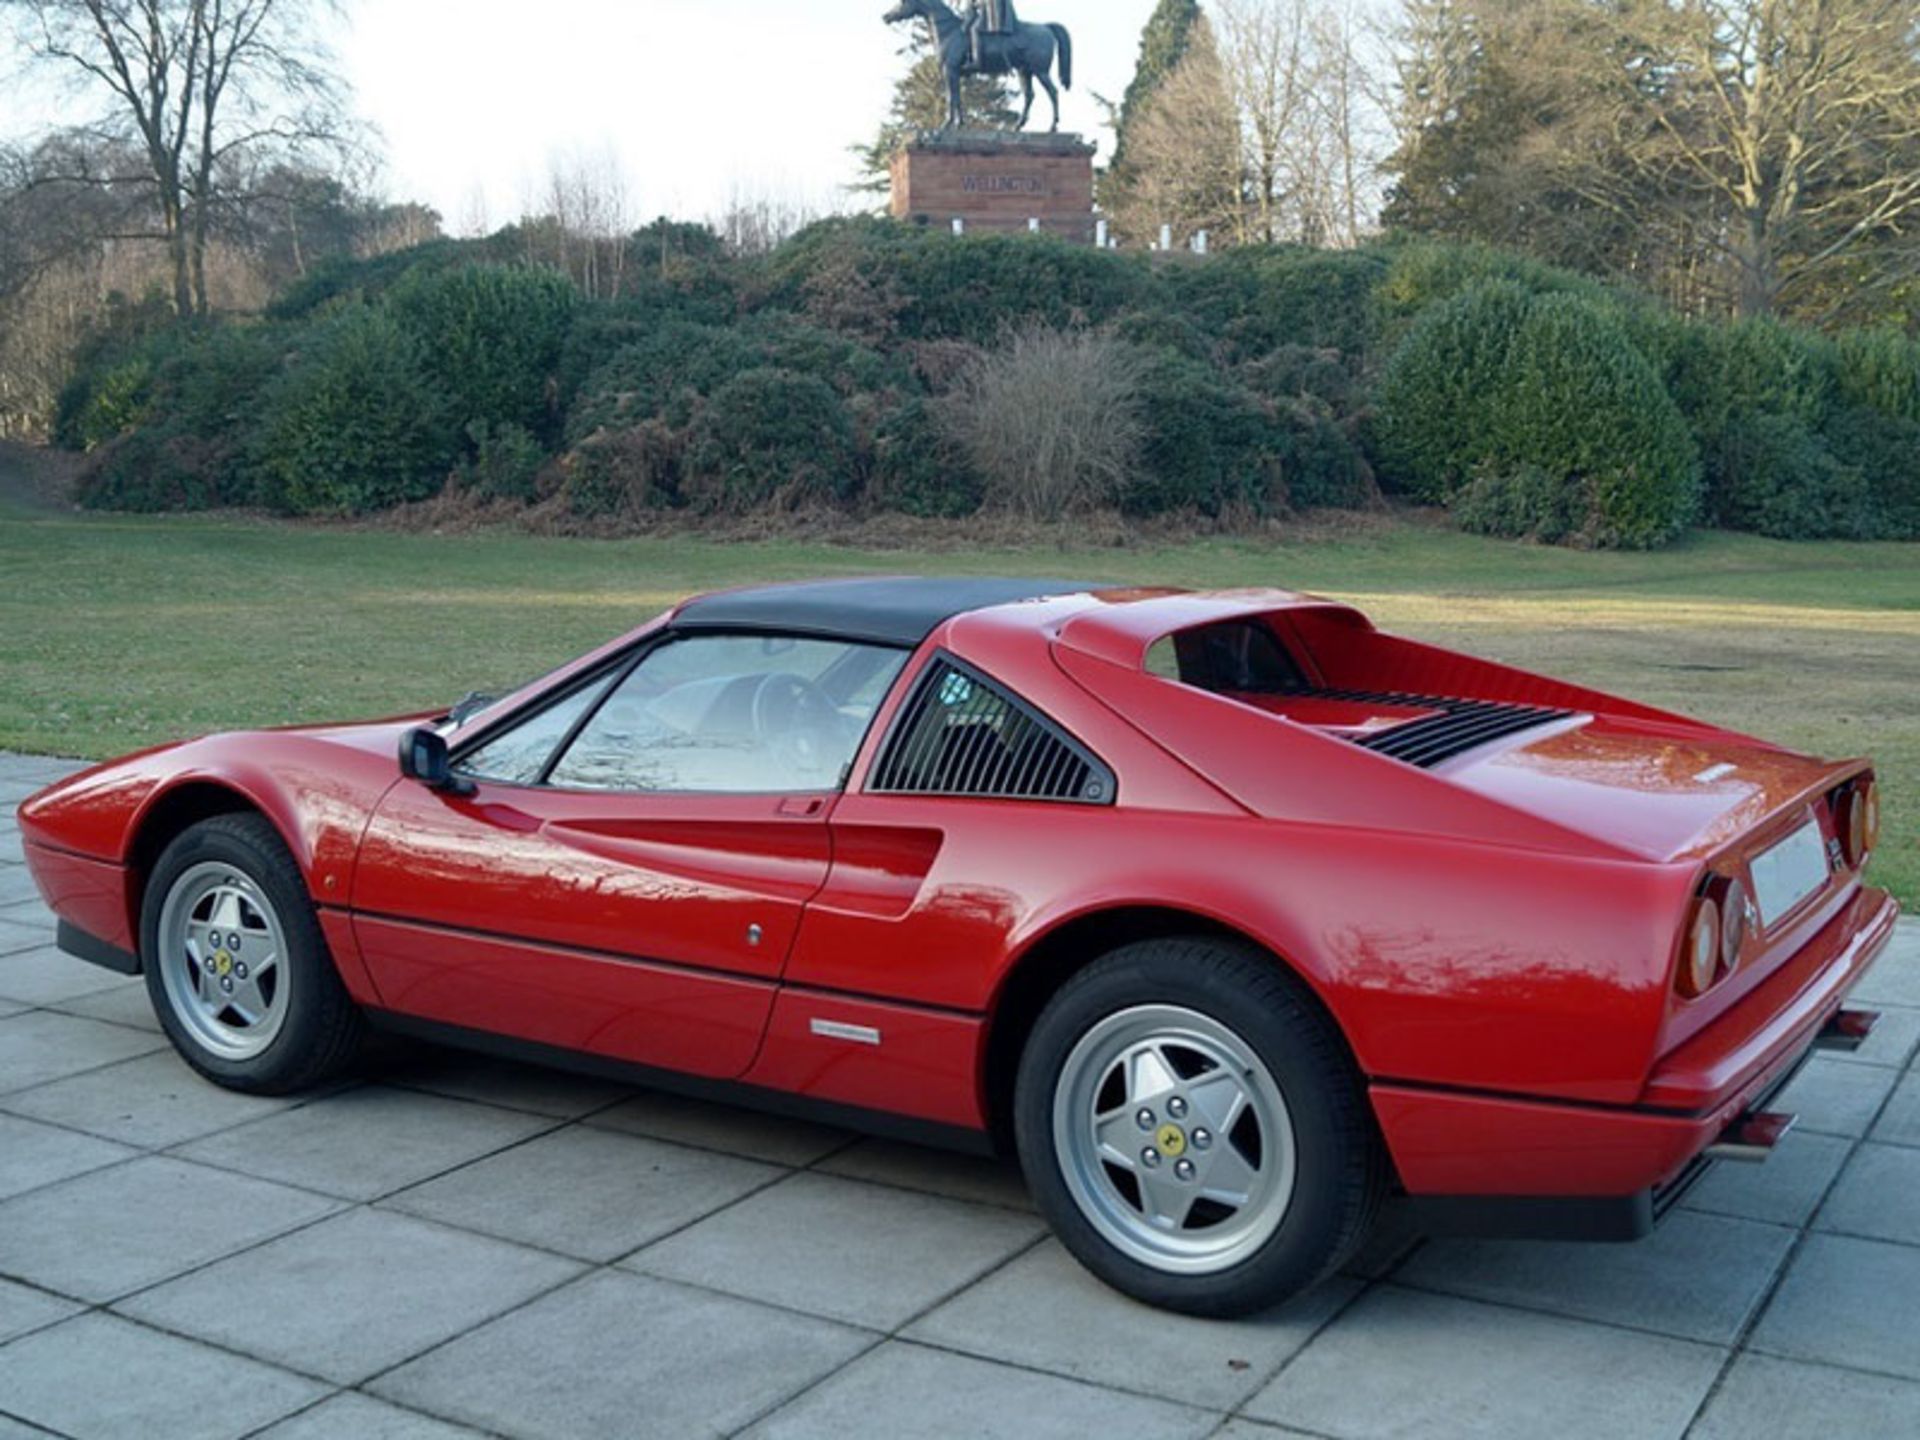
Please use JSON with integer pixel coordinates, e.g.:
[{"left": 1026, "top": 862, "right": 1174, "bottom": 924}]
[{"left": 20, "top": 577, "right": 1897, "bottom": 1315}]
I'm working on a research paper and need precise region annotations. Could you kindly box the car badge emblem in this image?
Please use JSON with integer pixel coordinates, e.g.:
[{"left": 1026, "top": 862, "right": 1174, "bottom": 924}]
[{"left": 1156, "top": 1123, "right": 1187, "bottom": 1158}]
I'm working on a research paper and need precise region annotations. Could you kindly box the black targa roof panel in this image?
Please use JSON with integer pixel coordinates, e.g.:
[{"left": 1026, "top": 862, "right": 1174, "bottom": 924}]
[{"left": 672, "top": 577, "right": 1112, "bottom": 647}]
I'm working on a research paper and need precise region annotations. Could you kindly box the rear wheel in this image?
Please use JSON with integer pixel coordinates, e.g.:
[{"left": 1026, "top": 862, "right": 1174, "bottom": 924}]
[
  {"left": 142, "top": 814, "right": 364, "bottom": 1094},
  {"left": 1015, "top": 937, "right": 1384, "bottom": 1316}
]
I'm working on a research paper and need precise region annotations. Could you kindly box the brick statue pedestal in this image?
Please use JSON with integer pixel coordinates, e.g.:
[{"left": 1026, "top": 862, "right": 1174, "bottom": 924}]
[{"left": 890, "top": 130, "right": 1096, "bottom": 244}]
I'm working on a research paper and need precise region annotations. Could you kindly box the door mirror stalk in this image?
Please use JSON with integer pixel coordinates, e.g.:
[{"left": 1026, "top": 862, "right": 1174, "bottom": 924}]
[{"left": 399, "top": 726, "right": 476, "bottom": 796}]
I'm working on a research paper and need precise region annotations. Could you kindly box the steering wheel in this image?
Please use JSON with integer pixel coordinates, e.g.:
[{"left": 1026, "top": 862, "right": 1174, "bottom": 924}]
[{"left": 748, "top": 673, "right": 852, "bottom": 782}]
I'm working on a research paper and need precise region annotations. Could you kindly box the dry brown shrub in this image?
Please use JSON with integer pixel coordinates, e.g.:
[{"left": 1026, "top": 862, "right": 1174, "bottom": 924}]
[{"left": 935, "top": 327, "right": 1145, "bottom": 520}]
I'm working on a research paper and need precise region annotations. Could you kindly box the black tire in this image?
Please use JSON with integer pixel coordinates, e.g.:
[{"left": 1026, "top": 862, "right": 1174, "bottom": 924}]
[
  {"left": 1014, "top": 936, "right": 1385, "bottom": 1317},
  {"left": 141, "top": 813, "right": 365, "bottom": 1094}
]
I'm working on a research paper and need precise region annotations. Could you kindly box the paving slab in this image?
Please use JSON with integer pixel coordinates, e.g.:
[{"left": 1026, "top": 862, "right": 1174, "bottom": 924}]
[
  {"left": 1851, "top": 923, "right": 1919, "bottom": 1007},
  {"left": 0, "top": 833, "right": 24, "bottom": 868},
  {"left": 0, "top": 1011, "right": 167, "bottom": 1096},
  {"left": 372, "top": 1270, "right": 871, "bottom": 1440},
  {"left": 627, "top": 1170, "right": 1045, "bottom": 1330},
  {"left": 0, "top": 948, "right": 130, "bottom": 1007},
  {"left": 0, "top": 866, "right": 44, "bottom": 908},
  {"left": 1242, "top": 1287, "right": 1724, "bottom": 1440},
  {"left": 119, "top": 1207, "right": 583, "bottom": 1385},
  {"left": 816, "top": 1136, "right": 1036, "bottom": 1212},
  {"left": 1870, "top": 1072, "right": 1920, "bottom": 1146},
  {"left": 1690, "top": 1351, "right": 1920, "bottom": 1440},
  {"left": 744, "top": 1340, "right": 1215, "bottom": 1440},
  {"left": 0, "top": 1155, "right": 340, "bottom": 1302},
  {"left": 1395, "top": 1207, "right": 1795, "bottom": 1344},
  {"left": 383, "top": 1123, "right": 779, "bottom": 1262},
  {"left": 906, "top": 1239, "right": 1359, "bottom": 1410},
  {"left": 0, "top": 1279, "right": 81, "bottom": 1347},
  {"left": 48, "top": 982, "right": 162, "bottom": 1033},
  {"left": 0, "top": 1414, "right": 59, "bottom": 1438},
  {"left": 1681, "top": 1129, "right": 1852, "bottom": 1228},
  {"left": 1814, "top": 1141, "right": 1920, "bottom": 1245},
  {"left": 175, "top": 1084, "right": 551, "bottom": 1199},
  {"left": 1, "top": 1047, "right": 300, "bottom": 1150},
  {"left": 1770, "top": 1057, "right": 1901, "bottom": 1138},
  {"left": 1750, "top": 1232, "right": 1920, "bottom": 1380},
  {"left": 586, "top": 1088, "right": 853, "bottom": 1167},
  {"left": 0, "top": 1312, "right": 326, "bottom": 1440},
  {"left": 1824, "top": 1002, "right": 1920, "bottom": 1070},
  {"left": 0, "top": 1111, "right": 135, "bottom": 1201},
  {"left": 252, "top": 1394, "right": 491, "bottom": 1440},
  {"left": 380, "top": 1047, "right": 633, "bottom": 1118},
  {"left": 0, "top": 916, "right": 53, "bottom": 959}
]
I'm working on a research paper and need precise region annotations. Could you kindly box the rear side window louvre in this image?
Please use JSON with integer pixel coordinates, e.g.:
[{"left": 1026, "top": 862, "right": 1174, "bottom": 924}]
[{"left": 869, "top": 655, "right": 1115, "bottom": 804}]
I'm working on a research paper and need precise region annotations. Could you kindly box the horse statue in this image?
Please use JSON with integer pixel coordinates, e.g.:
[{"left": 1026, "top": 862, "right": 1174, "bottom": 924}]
[{"left": 882, "top": 0, "right": 1074, "bottom": 132}]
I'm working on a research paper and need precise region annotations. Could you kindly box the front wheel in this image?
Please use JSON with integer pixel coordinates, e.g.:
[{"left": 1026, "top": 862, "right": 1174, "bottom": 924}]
[
  {"left": 1014, "top": 937, "right": 1384, "bottom": 1316},
  {"left": 142, "top": 814, "right": 365, "bottom": 1094}
]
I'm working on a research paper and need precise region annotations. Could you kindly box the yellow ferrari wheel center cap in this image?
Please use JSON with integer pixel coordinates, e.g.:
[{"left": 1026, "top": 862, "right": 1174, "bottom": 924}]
[
  {"left": 214, "top": 952, "right": 232, "bottom": 976},
  {"left": 1156, "top": 1123, "right": 1187, "bottom": 1158}
]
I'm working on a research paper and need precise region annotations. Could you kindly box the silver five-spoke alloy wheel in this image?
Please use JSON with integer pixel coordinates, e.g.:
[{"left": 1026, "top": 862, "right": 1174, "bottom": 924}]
[
  {"left": 156, "top": 860, "right": 290, "bottom": 1061},
  {"left": 1054, "top": 1004, "right": 1297, "bottom": 1275}
]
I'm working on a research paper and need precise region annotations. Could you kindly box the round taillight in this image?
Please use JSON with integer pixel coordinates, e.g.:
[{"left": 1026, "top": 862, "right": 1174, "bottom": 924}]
[
  {"left": 1719, "top": 877, "right": 1748, "bottom": 974},
  {"left": 1681, "top": 896, "right": 1721, "bottom": 998}
]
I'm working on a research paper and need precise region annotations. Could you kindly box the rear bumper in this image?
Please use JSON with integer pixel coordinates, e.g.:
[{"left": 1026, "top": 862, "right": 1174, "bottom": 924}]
[{"left": 1375, "top": 885, "right": 1899, "bottom": 1240}]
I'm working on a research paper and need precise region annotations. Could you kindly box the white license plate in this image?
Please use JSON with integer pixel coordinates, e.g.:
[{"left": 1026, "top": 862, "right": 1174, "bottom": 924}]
[{"left": 1749, "top": 819, "right": 1830, "bottom": 927}]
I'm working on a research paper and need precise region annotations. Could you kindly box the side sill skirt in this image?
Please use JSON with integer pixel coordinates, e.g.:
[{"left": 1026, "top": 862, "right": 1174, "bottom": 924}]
[
  {"left": 363, "top": 1009, "right": 998, "bottom": 1158},
  {"left": 57, "top": 920, "right": 141, "bottom": 976}
]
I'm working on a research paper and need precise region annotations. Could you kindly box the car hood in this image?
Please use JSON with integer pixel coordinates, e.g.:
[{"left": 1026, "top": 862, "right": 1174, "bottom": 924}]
[{"left": 1438, "top": 716, "right": 1857, "bottom": 863}]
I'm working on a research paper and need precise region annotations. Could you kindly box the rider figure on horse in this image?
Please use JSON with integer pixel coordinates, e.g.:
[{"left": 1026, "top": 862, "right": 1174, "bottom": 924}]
[{"left": 966, "top": 0, "right": 1016, "bottom": 71}]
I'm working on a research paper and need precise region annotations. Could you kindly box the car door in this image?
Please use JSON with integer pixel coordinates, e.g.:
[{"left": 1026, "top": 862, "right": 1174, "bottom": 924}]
[{"left": 351, "top": 631, "right": 909, "bottom": 1079}]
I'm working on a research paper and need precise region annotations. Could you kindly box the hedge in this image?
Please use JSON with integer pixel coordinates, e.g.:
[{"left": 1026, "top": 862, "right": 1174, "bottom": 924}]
[{"left": 1376, "top": 285, "right": 1700, "bottom": 547}]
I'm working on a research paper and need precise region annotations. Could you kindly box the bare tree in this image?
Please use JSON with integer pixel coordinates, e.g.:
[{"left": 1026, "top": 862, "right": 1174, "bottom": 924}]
[
  {"left": 3, "top": 0, "right": 353, "bottom": 316},
  {"left": 1588, "top": 0, "right": 1920, "bottom": 318},
  {"left": 1105, "top": 18, "right": 1248, "bottom": 247}
]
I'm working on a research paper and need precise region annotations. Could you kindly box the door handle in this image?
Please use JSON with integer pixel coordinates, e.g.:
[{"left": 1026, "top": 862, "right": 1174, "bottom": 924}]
[{"left": 776, "top": 796, "right": 829, "bottom": 818}]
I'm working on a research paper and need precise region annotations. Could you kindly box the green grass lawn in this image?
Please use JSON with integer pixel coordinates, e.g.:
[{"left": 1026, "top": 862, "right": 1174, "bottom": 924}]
[{"left": 2, "top": 495, "right": 1914, "bottom": 903}]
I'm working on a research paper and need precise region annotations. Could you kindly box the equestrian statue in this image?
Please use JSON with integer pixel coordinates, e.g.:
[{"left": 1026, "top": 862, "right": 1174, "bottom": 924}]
[{"left": 882, "top": 0, "right": 1074, "bottom": 132}]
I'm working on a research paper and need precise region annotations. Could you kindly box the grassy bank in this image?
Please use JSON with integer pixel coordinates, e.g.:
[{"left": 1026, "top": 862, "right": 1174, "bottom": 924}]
[{"left": 1, "top": 494, "right": 1913, "bottom": 902}]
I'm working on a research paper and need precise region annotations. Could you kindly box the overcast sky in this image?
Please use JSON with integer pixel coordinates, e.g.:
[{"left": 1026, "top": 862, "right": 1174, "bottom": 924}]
[
  {"left": 0, "top": 0, "right": 1156, "bottom": 228},
  {"left": 342, "top": 0, "right": 1158, "bottom": 228}
]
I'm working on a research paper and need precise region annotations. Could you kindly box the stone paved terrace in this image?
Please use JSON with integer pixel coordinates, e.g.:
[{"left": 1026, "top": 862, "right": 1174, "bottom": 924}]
[{"left": 0, "top": 748, "right": 1916, "bottom": 1440}]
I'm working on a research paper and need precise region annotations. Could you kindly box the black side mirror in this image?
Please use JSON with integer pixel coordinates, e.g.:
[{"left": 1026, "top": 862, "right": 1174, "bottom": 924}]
[{"left": 399, "top": 726, "right": 474, "bottom": 796}]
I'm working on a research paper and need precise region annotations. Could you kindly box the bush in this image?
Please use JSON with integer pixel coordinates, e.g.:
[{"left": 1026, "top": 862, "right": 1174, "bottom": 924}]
[
  {"left": 866, "top": 396, "right": 981, "bottom": 518},
  {"left": 682, "top": 367, "right": 856, "bottom": 511},
  {"left": 1372, "top": 282, "right": 1536, "bottom": 502},
  {"left": 1373, "top": 239, "right": 1613, "bottom": 341},
  {"left": 389, "top": 264, "right": 578, "bottom": 436},
  {"left": 1833, "top": 328, "right": 1920, "bottom": 424},
  {"left": 762, "top": 219, "right": 1150, "bottom": 345},
  {"left": 1127, "top": 348, "right": 1284, "bottom": 516},
  {"left": 558, "top": 422, "right": 681, "bottom": 518},
  {"left": 458, "top": 420, "right": 547, "bottom": 502},
  {"left": 252, "top": 307, "right": 457, "bottom": 515},
  {"left": 1710, "top": 413, "right": 1877, "bottom": 540},
  {"left": 1662, "top": 317, "right": 1837, "bottom": 445},
  {"left": 57, "top": 357, "right": 154, "bottom": 451},
  {"left": 565, "top": 315, "right": 903, "bottom": 444},
  {"left": 1821, "top": 406, "right": 1920, "bottom": 540},
  {"left": 1375, "top": 285, "right": 1699, "bottom": 547},
  {"left": 1166, "top": 247, "right": 1389, "bottom": 360},
  {"left": 935, "top": 328, "right": 1143, "bottom": 519},
  {"left": 1240, "top": 345, "right": 1358, "bottom": 411},
  {"left": 267, "top": 240, "right": 477, "bottom": 321},
  {"left": 73, "top": 429, "right": 220, "bottom": 512},
  {"left": 1275, "top": 401, "right": 1373, "bottom": 510},
  {"left": 1451, "top": 463, "right": 1589, "bottom": 544}
]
